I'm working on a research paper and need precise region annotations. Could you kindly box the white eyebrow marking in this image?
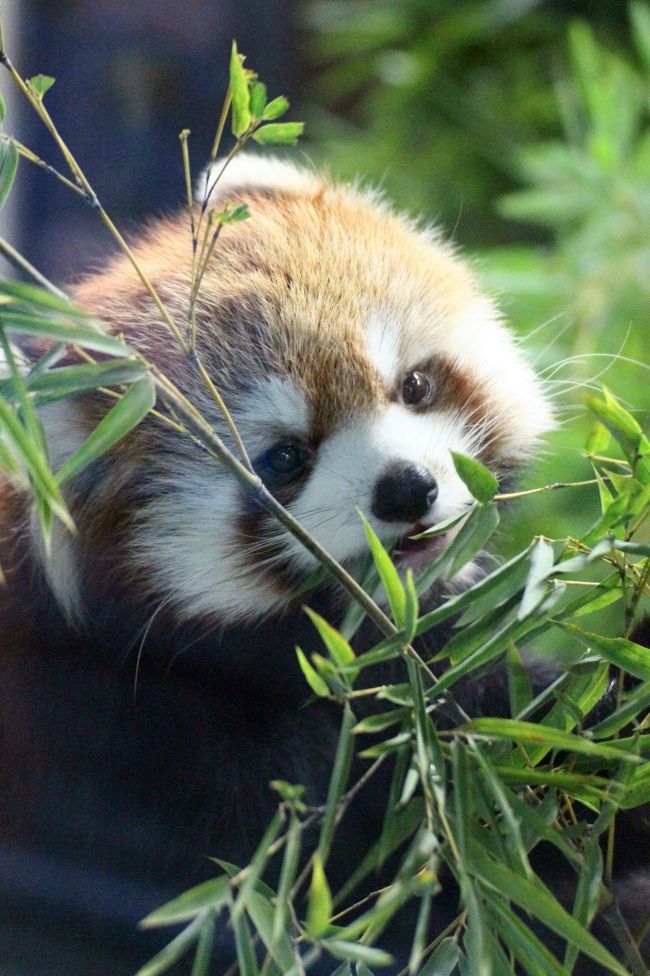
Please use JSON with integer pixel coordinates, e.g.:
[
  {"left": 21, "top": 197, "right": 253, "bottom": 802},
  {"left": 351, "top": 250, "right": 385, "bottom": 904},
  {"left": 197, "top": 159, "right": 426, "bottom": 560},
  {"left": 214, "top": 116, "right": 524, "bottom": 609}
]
[{"left": 365, "top": 316, "right": 401, "bottom": 385}]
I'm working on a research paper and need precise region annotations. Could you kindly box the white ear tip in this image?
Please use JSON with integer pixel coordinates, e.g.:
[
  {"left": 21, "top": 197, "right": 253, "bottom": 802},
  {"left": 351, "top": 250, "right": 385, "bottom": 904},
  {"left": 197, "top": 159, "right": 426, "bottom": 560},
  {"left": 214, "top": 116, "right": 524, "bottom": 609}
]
[{"left": 196, "top": 152, "right": 320, "bottom": 205}]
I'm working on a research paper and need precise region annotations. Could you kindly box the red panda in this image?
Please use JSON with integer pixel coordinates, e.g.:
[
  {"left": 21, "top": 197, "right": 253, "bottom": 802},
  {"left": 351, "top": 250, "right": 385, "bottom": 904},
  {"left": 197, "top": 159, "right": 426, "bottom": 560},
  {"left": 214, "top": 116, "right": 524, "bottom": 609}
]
[{"left": 1, "top": 155, "right": 641, "bottom": 975}]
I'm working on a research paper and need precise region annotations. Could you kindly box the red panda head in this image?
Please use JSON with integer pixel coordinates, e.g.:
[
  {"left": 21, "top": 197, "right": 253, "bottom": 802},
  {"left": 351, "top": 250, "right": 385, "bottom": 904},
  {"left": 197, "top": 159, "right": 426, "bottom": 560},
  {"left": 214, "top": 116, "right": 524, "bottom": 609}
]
[{"left": 33, "top": 155, "right": 553, "bottom": 629}]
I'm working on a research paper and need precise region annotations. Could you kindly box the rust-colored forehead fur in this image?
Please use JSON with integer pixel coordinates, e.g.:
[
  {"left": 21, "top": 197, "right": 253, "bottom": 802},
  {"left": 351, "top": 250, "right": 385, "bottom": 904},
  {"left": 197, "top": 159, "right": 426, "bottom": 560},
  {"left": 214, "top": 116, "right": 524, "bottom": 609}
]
[{"left": 72, "top": 172, "right": 485, "bottom": 440}]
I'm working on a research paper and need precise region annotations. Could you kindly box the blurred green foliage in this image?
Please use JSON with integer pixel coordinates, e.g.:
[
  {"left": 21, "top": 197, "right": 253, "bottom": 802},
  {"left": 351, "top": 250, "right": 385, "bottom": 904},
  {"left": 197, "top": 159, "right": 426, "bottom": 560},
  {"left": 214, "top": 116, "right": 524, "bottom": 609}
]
[{"left": 306, "top": 1, "right": 650, "bottom": 592}]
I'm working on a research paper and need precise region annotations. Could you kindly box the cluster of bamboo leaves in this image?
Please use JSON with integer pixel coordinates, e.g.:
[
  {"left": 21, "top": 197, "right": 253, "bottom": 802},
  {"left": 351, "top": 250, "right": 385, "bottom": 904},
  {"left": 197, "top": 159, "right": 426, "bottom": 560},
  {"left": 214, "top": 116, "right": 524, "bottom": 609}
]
[
  {"left": 0, "top": 28, "right": 649, "bottom": 976},
  {"left": 135, "top": 395, "right": 650, "bottom": 976}
]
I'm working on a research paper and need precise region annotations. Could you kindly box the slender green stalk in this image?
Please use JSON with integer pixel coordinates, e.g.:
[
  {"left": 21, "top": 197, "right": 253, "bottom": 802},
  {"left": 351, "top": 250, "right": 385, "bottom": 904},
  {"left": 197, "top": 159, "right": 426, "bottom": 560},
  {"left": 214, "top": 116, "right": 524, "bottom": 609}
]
[{"left": 1, "top": 136, "right": 88, "bottom": 198}]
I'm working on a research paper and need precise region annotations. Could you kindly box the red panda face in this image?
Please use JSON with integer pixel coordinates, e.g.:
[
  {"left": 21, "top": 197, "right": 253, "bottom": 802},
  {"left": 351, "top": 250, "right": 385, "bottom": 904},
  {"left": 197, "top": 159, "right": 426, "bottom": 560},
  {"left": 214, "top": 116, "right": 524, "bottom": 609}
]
[{"left": 34, "top": 156, "right": 553, "bottom": 628}]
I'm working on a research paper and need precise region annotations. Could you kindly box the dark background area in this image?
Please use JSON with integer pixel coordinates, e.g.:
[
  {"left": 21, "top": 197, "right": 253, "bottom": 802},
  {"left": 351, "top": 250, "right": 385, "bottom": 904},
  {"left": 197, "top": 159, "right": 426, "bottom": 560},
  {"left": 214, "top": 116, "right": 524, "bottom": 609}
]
[{"left": 11, "top": 0, "right": 301, "bottom": 282}]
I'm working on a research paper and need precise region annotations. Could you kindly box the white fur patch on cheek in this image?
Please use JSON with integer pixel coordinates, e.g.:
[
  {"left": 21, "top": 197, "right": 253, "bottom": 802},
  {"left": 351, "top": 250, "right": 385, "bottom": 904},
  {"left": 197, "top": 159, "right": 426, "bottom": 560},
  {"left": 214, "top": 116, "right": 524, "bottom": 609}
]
[{"left": 130, "top": 472, "right": 286, "bottom": 625}]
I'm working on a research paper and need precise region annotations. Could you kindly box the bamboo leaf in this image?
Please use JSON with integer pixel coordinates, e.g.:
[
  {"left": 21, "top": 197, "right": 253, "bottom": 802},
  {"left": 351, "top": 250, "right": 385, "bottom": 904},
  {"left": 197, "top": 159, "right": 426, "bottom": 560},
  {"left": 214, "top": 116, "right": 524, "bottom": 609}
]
[
  {"left": 141, "top": 876, "right": 230, "bottom": 928},
  {"left": 558, "top": 622, "right": 650, "bottom": 682},
  {"left": 318, "top": 703, "right": 355, "bottom": 862},
  {"left": 136, "top": 912, "right": 208, "bottom": 975},
  {"left": 262, "top": 96, "right": 290, "bottom": 121},
  {"left": 306, "top": 853, "right": 332, "bottom": 937},
  {"left": 471, "top": 849, "right": 628, "bottom": 976},
  {"left": 451, "top": 451, "right": 499, "bottom": 502},
  {"left": 359, "top": 512, "right": 406, "bottom": 627},
  {"left": 295, "top": 646, "right": 329, "bottom": 697},
  {"left": 28, "top": 74, "right": 55, "bottom": 99},
  {"left": 56, "top": 374, "right": 155, "bottom": 485},
  {"left": 245, "top": 890, "right": 295, "bottom": 972},
  {"left": 0, "top": 138, "right": 18, "bottom": 210},
  {"left": 229, "top": 42, "right": 251, "bottom": 137},
  {"left": 518, "top": 537, "right": 555, "bottom": 619},
  {"left": 467, "top": 718, "right": 643, "bottom": 764},
  {"left": 252, "top": 122, "right": 304, "bottom": 145},
  {"left": 0, "top": 310, "right": 129, "bottom": 356},
  {"left": 326, "top": 941, "right": 392, "bottom": 967},
  {"left": 304, "top": 607, "right": 356, "bottom": 669},
  {"left": 417, "top": 937, "right": 461, "bottom": 976}
]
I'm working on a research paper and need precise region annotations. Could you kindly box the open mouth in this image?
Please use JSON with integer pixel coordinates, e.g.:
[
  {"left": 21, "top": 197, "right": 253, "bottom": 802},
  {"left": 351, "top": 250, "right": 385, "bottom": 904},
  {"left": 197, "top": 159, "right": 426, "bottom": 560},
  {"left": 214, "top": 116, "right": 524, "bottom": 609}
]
[{"left": 390, "top": 521, "right": 447, "bottom": 574}]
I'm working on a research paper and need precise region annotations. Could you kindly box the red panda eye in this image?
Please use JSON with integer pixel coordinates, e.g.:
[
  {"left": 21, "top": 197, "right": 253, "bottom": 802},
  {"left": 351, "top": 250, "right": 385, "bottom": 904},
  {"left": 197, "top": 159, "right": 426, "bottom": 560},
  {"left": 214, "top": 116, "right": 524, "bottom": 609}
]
[
  {"left": 256, "top": 442, "right": 311, "bottom": 482},
  {"left": 402, "top": 370, "right": 431, "bottom": 405},
  {"left": 268, "top": 444, "right": 304, "bottom": 473}
]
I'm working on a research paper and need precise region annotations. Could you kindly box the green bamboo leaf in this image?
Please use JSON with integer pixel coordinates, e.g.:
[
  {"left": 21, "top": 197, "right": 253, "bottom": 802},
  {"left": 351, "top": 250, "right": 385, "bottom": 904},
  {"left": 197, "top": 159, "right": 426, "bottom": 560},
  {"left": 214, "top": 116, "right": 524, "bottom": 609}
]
[
  {"left": 448, "top": 501, "right": 499, "bottom": 578},
  {"left": 353, "top": 708, "right": 409, "bottom": 735},
  {"left": 190, "top": 918, "right": 215, "bottom": 976},
  {"left": 252, "top": 122, "right": 305, "bottom": 146},
  {"left": 590, "top": 681, "right": 650, "bottom": 738},
  {"left": 506, "top": 642, "right": 532, "bottom": 717},
  {"left": 0, "top": 93, "right": 5, "bottom": 125},
  {"left": 140, "top": 876, "right": 230, "bottom": 927},
  {"left": 0, "top": 310, "right": 129, "bottom": 356},
  {"left": 518, "top": 537, "right": 555, "bottom": 619},
  {"left": 416, "top": 501, "right": 499, "bottom": 595},
  {"left": 359, "top": 730, "right": 412, "bottom": 758},
  {"left": 471, "top": 848, "right": 628, "bottom": 976},
  {"left": 233, "top": 911, "right": 259, "bottom": 976},
  {"left": 451, "top": 451, "right": 498, "bottom": 502},
  {"left": 620, "top": 761, "right": 650, "bottom": 808},
  {"left": 467, "top": 718, "right": 642, "bottom": 764},
  {"left": 0, "top": 138, "right": 18, "bottom": 210},
  {"left": 431, "top": 616, "right": 534, "bottom": 697},
  {"left": 326, "top": 941, "right": 392, "bottom": 967},
  {"left": 272, "top": 812, "right": 301, "bottom": 943},
  {"left": 445, "top": 594, "right": 520, "bottom": 665},
  {"left": 490, "top": 900, "right": 570, "bottom": 976},
  {"left": 262, "top": 96, "right": 290, "bottom": 121},
  {"left": 403, "top": 569, "right": 418, "bottom": 643},
  {"left": 495, "top": 766, "right": 611, "bottom": 804},
  {"left": 564, "top": 839, "right": 602, "bottom": 971},
  {"left": 295, "top": 646, "right": 329, "bottom": 697},
  {"left": 461, "top": 881, "right": 490, "bottom": 976},
  {"left": 415, "top": 545, "right": 533, "bottom": 636},
  {"left": 558, "top": 622, "right": 650, "bottom": 682},
  {"left": 24, "top": 359, "right": 148, "bottom": 402},
  {"left": 414, "top": 509, "right": 470, "bottom": 541},
  {"left": 55, "top": 374, "right": 154, "bottom": 485},
  {"left": 28, "top": 74, "right": 55, "bottom": 99},
  {"left": 136, "top": 912, "right": 208, "bottom": 976},
  {"left": 587, "top": 389, "right": 649, "bottom": 463},
  {"left": 245, "top": 890, "right": 295, "bottom": 972},
  {"left": 585, "top": 421, "right": 611, "bottom": 456},
  {"left": 306, "top": 853, "right": 332, "bottom": 937},
  {"left": 229, "top": 42, "right": 251, "bottom": 137},
  {"left": 417, "top": 937, "right": 461, "bottom": 976},
  {"left": 318, "top": 703, "right": 355, "bottom": 862},
  {"left": 359, "top": 512, "right": 406, "bottom": 627},
  {"left": 249, "top": 81, "right": 267, "bottom": 119},
  {"left": 304, "top": 607, "right": 356, "bottom": 669},
  {"left": 0, "top": 394, "right": 74, "bottom": 532},
  {"left": 0, "top": 279, "right": 89, "bottom": 318}
]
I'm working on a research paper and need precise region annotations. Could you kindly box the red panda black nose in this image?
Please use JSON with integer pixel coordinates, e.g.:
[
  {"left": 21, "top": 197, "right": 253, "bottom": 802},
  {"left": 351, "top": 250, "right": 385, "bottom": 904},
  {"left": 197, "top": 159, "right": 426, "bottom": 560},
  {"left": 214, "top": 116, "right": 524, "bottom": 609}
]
[{"left": 371, "top": 462, "right": 439, "bottom": 523}]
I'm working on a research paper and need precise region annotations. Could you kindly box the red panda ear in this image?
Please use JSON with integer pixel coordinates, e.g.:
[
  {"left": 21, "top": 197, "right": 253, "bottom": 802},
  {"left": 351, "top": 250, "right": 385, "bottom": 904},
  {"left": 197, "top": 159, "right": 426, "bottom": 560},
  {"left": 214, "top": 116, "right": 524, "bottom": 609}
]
[{"left": 196, "top": 153, "right": 322, "bottom": 207}]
